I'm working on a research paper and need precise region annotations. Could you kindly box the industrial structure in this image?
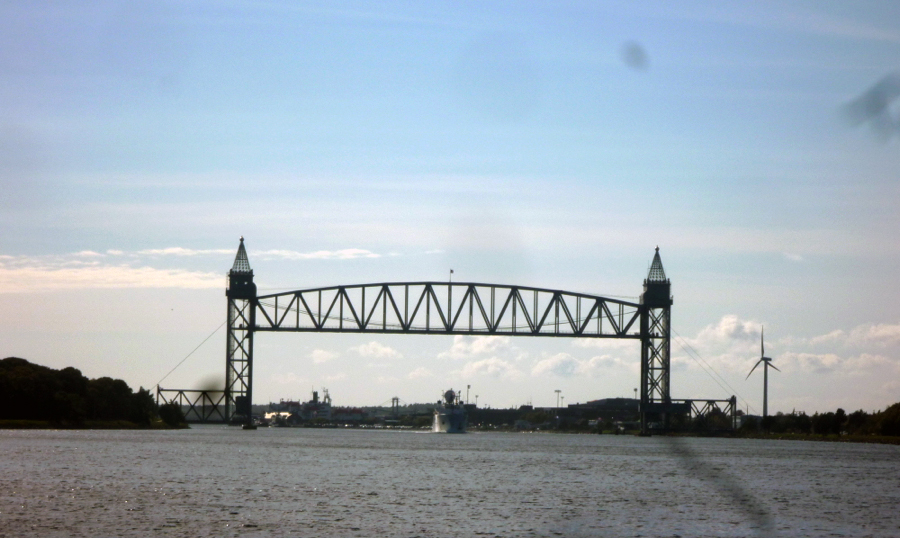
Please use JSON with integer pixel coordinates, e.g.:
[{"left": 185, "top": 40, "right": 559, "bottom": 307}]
[{"left": 158, "top": 238, "right": 736, "bottom": 433}]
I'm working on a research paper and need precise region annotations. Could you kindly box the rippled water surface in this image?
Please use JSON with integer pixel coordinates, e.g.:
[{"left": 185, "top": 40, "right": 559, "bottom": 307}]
[{"left": 1, "top": 427, "right": 898, "bottom": 537}]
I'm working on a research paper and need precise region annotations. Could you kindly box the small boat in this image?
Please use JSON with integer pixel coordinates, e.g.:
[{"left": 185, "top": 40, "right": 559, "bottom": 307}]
[{"left": 433, "top": 389, "right": 467, "bottom": 433}]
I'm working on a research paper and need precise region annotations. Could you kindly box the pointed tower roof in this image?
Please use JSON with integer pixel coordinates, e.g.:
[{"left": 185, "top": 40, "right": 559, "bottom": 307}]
[
  {"left": 647, "top": 246, "right": 667, "bottom": 282},
  {"left": 230, "top": 236, "right": 252, "bottom": 274}
]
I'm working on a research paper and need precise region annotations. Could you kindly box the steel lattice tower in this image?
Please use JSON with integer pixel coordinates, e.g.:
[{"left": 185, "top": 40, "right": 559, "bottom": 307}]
[
  {"left": 225, "top": 237, "right": 256, "bottom": 424},
  {"left": 640, "top": 247, "right": 672, "bottom": 433}
]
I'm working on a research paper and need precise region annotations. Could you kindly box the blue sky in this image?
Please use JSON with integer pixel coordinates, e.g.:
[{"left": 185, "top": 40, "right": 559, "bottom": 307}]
[{"left": 2, "top": 1, "right": 899, "bottom": 413}]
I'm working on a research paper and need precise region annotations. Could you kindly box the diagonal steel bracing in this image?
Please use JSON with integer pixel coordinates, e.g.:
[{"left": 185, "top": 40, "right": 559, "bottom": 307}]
[{"left": 255, "top": 283, "right": 642, "bottom": 338}]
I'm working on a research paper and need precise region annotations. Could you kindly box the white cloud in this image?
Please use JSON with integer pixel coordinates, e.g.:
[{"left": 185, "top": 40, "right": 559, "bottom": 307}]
[
  {"left": 571, "top": 338, "right": 638, "bottom": 352},
  {"left": 808, "top": 329, "right": 845, "bottom": 346},
  {"left": 531, "top": 352, "right": 631, "bottom": 378},
  {"left": 0, "top": 250, "right": 228, "bottom": 292},
  {"left": 270, "top": 372, "right": 307, "bottom": 386},
  {"left": 256, "top": 249, "right": 380, "bottom": 260},
  {"left": 666, "top": 316, "right": 763, "bottom": 376},
  {"left": 778, "top": 351, "right": 896, "bottom": 375},
  {"left": 790, "top": 323, "right": 900, "bottom": 350},
  {"left": 350, "top": 341, "right": 402, "bottom": 359},
  {"left": 461, "top": 358, "right": 521, "bottom": 379},
  {"left": 0, "top": 264, "right": 222, "bottom": 293},
  {"left": 407, "top": 367, "right": 434, "bottom": 379},
  {"left": 439, "top": 335, "right": 512, "bottom": 360},
  {"left": 783, "top": 252, "right": 804, "bottom": 262},
  {"left": 672, "top": 316, "right": 900, "bottom": 381},
  {"left": 847, "top": 323, "right": 900, "bottom": 347},
  {"left": 310, "top": 349, "right": 338, "bottom": 364},
  {"left": 779, "top": 351, "right": 842, "bottom": 373},
  {"left": 694, "top": 314, "right": 760, "bottom": 344},
  {"left": 137, "top": 247, "right": 233, "bottom": 256},
  {"left": 531, "top": 353, "right": 580, "bottom": 377},
  {"left": 578, "top": 354, "right": 632, "bottom": 375}
]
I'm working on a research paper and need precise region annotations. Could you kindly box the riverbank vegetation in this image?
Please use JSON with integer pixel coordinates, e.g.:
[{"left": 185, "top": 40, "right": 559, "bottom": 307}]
[
  {"left": 0, "top": 357, "right": 185, "bottom": 429},
  {"left": 731, "top": 405, "right": 900, "bottom": 444}
]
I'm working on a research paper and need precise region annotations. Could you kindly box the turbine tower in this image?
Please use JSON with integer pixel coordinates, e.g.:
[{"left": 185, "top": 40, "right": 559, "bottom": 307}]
[{"left": 746, "top": 326, "right": 780, "bottom": 417}]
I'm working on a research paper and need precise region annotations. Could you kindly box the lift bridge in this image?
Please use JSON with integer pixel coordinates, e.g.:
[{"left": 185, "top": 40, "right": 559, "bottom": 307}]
[{"left": 158, "top": 238, "right": 736, "bottom": 433}]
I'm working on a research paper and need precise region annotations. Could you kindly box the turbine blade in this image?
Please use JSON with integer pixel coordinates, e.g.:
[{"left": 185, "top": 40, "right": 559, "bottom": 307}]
[
  {"left": 747, "top": 359, "right": 763, "bottom": 379},
  {"left": 761, "top": 326, "right": 765, "bottom": 357},
  {"left": 770, "top": 363, "right": 781, "bottom": 373}
]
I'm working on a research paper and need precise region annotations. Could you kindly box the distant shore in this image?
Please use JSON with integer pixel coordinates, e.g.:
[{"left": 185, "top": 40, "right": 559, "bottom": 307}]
[
  {"left": 3, "top": 421, "right": 899, "bottom": 444},
  {"left": 0, "top": 419, "right": 187, "bottom": 430},
  {"left": 723, "top": 431, "right": 900, "bottom": 445}
]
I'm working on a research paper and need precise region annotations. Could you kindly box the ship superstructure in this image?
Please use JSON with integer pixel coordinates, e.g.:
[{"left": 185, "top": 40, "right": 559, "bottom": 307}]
[{"left": 433, "top": 389, "right": 467, "bottom": 433}]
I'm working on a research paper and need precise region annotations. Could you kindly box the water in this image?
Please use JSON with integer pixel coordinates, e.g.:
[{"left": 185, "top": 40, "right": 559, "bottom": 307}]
[{"left": 1, "top": 426, "right": 898, "bottom": 537}]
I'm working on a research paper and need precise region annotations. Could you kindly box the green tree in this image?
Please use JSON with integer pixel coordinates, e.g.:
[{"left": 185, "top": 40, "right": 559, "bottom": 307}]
[
  {"left": 130, "top": 388, "right": 157, "bottom": 425},
  {"left": 159, "top": 402, "right": 187, "bottom": 427},
  {"left": 87, "top": 377, "right": 135, "bottom": 421},
  {"left": 845, "top": 409, "right": 870, "bottom": 434},
  {"left": 876, "top": 403, "right": 900, "bottom": 436}
]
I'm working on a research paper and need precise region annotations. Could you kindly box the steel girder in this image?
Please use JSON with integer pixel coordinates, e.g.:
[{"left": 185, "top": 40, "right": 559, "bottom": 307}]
[
  {"left": 687, "top": 397, "right": 738, "bottom": 430},
  {"left": 225, "top": 296, "right": 254, "bottom": 421},
  {"left": 254, "top": 282, "right": 642, "bottom": 338},
  {"left": 156, "top": 388, "right": 227, "bottom": 423}
]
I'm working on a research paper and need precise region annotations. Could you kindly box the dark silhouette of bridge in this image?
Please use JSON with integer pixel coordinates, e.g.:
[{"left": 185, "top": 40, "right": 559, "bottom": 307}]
[{"left": 158, "top": 238, "right": 735, "bottom": 433}]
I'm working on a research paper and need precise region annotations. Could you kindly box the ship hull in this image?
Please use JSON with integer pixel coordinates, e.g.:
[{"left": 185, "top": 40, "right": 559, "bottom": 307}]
[{"left": 433, "top": 408, "right": 467, "bottom": 433}]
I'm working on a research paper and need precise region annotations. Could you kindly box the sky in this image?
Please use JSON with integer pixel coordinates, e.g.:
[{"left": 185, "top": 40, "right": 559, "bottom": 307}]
[{"left": 2, "top": 1, "right": 899, "bottom": 415}]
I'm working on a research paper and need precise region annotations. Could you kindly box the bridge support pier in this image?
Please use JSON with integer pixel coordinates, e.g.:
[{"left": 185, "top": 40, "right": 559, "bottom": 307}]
[
  {"left": 225, "top": 237, "right": 256, "bottom": 426},
  {"left": 640, "top": 248, "right": 672, "bottom": 434}
]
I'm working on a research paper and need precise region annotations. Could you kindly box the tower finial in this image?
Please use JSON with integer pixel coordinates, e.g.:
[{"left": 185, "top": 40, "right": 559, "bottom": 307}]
[
  {"left": 230, "top": 237, "right": 252, "bottom": 274},
  {"left": 647, "top": 247, "right": 666, "bottom": 282}
]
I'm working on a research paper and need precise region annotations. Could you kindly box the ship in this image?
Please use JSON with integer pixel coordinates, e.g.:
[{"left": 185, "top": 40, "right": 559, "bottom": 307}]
[{"left": 433, "top": 389, "right": 467, "bottom": 433}]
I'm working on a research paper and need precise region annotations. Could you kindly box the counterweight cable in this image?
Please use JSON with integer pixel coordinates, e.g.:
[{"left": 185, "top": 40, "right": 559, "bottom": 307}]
[
  {"left": 154, "top": 321, "right": 226, "bottom": 388},
  {"left": 672, "top": 328, "right": 757, "bottom": 415}
]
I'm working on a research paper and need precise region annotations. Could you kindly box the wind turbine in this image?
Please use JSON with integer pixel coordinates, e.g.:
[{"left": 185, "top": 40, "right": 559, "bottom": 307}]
[{"left": 746, "top": 326, "right": 780, "bottom": 417}]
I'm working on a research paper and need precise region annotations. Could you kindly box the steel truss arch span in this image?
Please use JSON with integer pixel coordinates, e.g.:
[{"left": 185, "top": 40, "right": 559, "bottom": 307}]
[
  {"left": 207, "top": 239, "right": 736, "bottom": 434},
  {"left": 254, "top": 282, "right": 642, "bottom": 338}
]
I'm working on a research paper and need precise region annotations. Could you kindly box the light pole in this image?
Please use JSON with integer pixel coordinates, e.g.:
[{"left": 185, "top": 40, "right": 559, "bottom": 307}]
[
  {"left": 467, "top": 384, "right": 470, "bottom": 405},
  {"left": 554, "top": 389, "right": 561, "bottom": 411},
  {"left": 475, "top": 395, "right": 479, "bottom": 407},
  {"left": 634, "top": 388, "right": 637, "bottom": 400}
]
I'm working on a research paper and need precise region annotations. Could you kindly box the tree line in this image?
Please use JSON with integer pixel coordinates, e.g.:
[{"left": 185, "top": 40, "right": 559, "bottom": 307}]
[
  {"left": 742, "top": 405, "right": 900, "bottom": 437},
  {"left": 0, "top": 357, "right": 161, "bottom": 425}
]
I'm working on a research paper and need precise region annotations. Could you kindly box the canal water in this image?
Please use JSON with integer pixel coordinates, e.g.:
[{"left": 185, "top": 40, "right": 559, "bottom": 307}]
[{"left": 1, "top": 426, "right": 898, "bottom": 537}]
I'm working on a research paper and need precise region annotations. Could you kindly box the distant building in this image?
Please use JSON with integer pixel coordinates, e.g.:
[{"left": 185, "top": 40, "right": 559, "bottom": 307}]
[
  {"left": 567, "top": 398, "right": 640, "bottom": 422},
  {"left": 269, "top": 390, "right": 332, "bottom": 420},
  {"left": 332, "top": 407, "right": 367, "bottom": 422}
]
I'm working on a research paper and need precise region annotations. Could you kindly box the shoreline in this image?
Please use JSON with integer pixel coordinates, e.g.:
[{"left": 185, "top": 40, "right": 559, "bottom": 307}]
[
  {"left": 0, "top": 419, "right": 188, "bottom": 430},
  {"left": 4, "top": 421, "right": 898, "bottom": 445}
]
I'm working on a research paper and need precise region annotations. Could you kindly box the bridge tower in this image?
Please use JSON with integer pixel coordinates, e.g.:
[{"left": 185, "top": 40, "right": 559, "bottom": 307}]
[
  {"left": 640, "top": 247, "right": 672, "bottom": 433},
  {"left": 225, "top": 237, "right": 257, "bottom": 424}
]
